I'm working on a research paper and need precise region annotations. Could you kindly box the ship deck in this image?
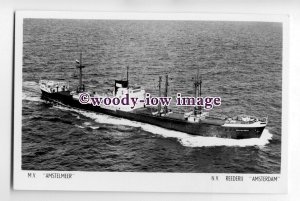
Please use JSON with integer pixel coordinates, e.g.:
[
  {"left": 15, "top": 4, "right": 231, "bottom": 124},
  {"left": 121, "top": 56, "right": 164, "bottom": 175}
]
[
  {"left": 132, "top": 107, "right": 185, "bottom": 120},
  {"left": 132, "top": 107, "right": 226, "bottom": 125}
]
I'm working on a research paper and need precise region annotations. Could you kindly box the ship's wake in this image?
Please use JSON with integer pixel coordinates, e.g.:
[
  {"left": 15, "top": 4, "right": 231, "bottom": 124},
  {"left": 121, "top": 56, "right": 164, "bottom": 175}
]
[
  {"left": 22, "top": 81, "right": 43, "bottom": 102},
  {"left": 178, "top": 130, "right": 272, "bottom": 147},
  {"left": 22, "top": 81, "right": 273, "bottom": 148}
]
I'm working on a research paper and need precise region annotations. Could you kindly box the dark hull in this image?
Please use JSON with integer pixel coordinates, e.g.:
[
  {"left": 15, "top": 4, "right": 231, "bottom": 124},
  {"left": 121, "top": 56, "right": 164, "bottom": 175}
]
[{"left": 41, "top": 91, "right": 265, "bottom": 139}]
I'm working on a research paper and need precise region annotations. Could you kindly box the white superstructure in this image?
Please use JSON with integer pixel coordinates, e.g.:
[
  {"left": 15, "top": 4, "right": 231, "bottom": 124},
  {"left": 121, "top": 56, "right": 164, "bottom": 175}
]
[
  {"left": 39, "top": 80, "right": 69, "bottom": 93},
  {"left": 222, "top": 115, "right": 268, "bottom": 128},
  {"left": 114, "top": 86, "right": 146, "bottom": 111}
]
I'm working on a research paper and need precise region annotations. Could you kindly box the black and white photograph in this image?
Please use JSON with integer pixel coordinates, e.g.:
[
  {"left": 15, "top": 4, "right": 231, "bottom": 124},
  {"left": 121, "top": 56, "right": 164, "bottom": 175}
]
[{"left": 13, "top": 11, "right": 288, "bottom": 193}]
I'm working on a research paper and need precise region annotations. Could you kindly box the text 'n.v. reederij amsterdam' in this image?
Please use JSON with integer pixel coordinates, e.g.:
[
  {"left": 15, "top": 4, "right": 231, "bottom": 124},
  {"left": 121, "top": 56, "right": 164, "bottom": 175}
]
[{"left": 78, "top": 92, "right": 222, "bottom": 109}]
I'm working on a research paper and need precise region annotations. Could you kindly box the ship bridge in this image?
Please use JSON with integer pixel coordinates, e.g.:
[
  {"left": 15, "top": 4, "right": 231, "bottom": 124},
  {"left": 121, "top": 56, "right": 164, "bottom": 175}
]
[{"left": 114, "top": 80, "right": 145, "bottom": 111}]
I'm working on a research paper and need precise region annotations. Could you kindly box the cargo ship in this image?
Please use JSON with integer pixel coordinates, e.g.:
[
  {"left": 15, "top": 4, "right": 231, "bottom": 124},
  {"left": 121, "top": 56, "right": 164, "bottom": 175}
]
[{"left": 39, "top": 54, "right": 268, "bottom": 139}]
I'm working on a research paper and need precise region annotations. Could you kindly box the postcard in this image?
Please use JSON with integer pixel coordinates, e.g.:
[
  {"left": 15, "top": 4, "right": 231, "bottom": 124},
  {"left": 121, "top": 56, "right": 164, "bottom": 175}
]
[{"left": 14, "top": 11, "right": 288, "bottom": 193}]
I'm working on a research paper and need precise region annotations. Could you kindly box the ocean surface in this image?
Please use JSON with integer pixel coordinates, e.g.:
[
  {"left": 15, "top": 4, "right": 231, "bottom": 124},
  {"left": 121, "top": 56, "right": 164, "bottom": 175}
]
[{"left": 22, "top": 19, "right": 282, "bottom": 173}]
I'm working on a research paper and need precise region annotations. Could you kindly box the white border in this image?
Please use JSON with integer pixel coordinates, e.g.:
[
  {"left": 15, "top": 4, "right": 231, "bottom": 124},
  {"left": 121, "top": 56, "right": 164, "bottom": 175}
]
[{"left": 14, "top": 11, "right": 289, "bottom": 193}]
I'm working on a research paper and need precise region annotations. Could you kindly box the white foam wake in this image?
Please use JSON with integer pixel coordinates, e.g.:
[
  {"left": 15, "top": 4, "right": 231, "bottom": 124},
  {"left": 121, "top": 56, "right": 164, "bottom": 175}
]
[
  {"left": 22, "top": 81, "right": 43, "bottom": 102},
  {"left": 178, "top": 129, "right": 272, "bottom": 147},
  {"left": 55, "top": 105, "right": 273, "bottom": 148},
  {"left": 22, "top": 93, "right": 43, "bottom": 102},
  {"left": 23, "top": 81, "right": 40, "bottom": 91}
]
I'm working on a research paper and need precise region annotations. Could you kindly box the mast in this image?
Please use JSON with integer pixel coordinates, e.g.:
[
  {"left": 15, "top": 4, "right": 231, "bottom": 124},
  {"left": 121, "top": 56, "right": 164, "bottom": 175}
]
[
  {"left": 126, "top": 66, "right": 129, "bottom": 81},
  {"left": 158, "top": 76, "right": 162, "bottom": 116},
  {"left": 76, "top": 52, "right": 85, "bottom": 92},
  {"left": 198, "top": 75, "right": 202, "bottom": 115},
  {"left": 193, "top": 68, "right": 201, "bottom": 115},
  {"left": 126, "top": 66, "right": 129, "bottom": 89},
  {"left": 164, "top": 74, "right": 169, "bottom": 114},
  {"left": 193, "top": 70, "right": 198, "bottom": 115},
  {"left": 193, "top": 78, "right": 197, "bottom": 115}
]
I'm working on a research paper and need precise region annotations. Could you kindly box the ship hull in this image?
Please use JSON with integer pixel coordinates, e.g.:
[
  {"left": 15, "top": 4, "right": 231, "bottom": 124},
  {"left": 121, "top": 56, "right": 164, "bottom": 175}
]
[{"left": 41, "top": 91, "right": 265, "bottom": 139}]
